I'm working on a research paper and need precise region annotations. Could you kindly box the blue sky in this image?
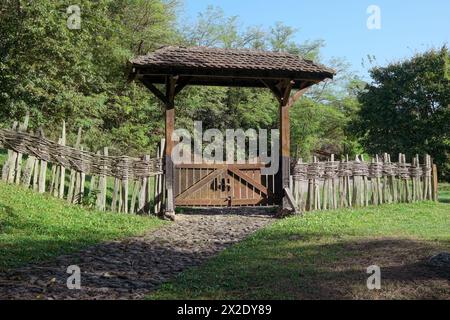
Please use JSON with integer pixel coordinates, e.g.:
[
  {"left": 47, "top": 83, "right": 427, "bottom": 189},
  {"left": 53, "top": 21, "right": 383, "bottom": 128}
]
[{"left": 181, "top": 0, "right": 450, "bottom": 79}]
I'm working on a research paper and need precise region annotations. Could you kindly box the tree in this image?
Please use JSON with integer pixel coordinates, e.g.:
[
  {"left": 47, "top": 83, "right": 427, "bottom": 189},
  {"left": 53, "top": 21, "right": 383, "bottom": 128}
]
[
  {"left": 0, "top": 0, "right": 177, "bottom": 155},
  {"left": 351, "top": 47, "right": 450, "bottom": 180}
]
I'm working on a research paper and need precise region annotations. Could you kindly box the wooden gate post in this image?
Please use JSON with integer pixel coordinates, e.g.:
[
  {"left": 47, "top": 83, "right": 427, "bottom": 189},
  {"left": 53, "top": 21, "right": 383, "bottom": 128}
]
[
  {"left": 269, "top": 80, "right": 309, "bottom": 212},
  {"left": 141, "top": 75, "right": 190, "bottom": 219},
  {"left": 164, "top": 76, "right": 176, "bottom": 219},
  {"left": 279, "top": 81, "right": 293, "bottom": 210}
]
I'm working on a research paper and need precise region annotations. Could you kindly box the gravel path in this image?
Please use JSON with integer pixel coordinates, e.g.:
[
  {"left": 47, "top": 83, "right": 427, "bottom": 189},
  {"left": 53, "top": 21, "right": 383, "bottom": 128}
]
[{"left": 0, "top": 208, "right": 274, "bottom": 300}]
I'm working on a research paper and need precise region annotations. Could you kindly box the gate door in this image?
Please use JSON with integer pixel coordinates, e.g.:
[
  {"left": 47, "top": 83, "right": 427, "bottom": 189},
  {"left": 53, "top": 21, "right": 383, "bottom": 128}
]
[{"left": 174, "top": 164, "right": 272, "bottom": 207}]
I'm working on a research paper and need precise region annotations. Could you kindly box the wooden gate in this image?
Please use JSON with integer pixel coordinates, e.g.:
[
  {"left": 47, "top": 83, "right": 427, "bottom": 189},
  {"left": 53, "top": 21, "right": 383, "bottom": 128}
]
[{"left": 174, "top": 163, "right": 276, "bottom": 207}]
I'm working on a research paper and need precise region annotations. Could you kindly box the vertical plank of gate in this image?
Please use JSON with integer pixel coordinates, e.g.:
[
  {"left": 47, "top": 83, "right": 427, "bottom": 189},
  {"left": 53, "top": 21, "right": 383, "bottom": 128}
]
[
  {"left": 198, "top": 168, "right": 203, "bottom": 201},
  {"left": 187, "top": 167, "right": 193, "bottom": 201},
  {"left": 176, "top": 167, "right": 181, "bottom": 198},
  {"left": 252, "top": 169, "right": 256, "bottom": 201}
]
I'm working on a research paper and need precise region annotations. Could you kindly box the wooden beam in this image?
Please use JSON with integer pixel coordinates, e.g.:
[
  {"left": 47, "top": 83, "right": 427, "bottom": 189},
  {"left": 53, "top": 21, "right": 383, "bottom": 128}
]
[
  {"left": 227, "top": 167, "right": 268, "bottom": 196},
  {"left": 260, "top": 79, "right": 282, "bottom": 103},
  {"left": 287, "top": 87, "right": 309, "bottom": 108},
  {"left": 284, "top": 187, "right": 298, "bottom": 212},
  {"left": 174, "top": 76, "right": 192, "bottom": 96},
  {"left": 142, "top": 80, "right": 169, "bottom": 105},
  {"left": 177, "top": 168, "right": 226, "bottom": 200},
  {"left": 165, "top": 75, "right": 176, "bottom": 215},
  {"left": 277, "top": 81, "right": 293, "bottom": 208}
]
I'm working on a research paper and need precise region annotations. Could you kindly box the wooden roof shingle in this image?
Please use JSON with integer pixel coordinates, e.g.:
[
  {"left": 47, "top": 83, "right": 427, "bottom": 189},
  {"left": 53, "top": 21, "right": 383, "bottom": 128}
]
[{"left": 130, "top": 46, "right": 335, "bottom": 89}]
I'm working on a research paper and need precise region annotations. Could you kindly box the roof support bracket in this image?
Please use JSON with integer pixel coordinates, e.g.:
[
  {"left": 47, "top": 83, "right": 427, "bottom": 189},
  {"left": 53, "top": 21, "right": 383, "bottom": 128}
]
[{"left": 142, "top": 80, "right": 169, "bottom": 105}]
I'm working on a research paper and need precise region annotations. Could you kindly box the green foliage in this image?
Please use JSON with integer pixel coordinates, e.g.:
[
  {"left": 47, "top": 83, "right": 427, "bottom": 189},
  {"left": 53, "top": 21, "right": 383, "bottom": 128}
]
[
  {"left": 352, "top": 47, "right": 450, "bottom": 180},
  {"left": 176, "top": 6, "right": 362, "bottom": 159},
  {"left": 0, "top": 2, "right": 361, "bottom": 160},
  {"left": 0, "top": 0, "right": 177, "bottom": 155},
  {"left": 0, "top": 181, "right": 166, "bottom": 270}
]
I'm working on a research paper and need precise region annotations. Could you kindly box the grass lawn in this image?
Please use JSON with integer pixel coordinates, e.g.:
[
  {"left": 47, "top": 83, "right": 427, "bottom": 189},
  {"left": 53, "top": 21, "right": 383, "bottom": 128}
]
[
  {"left": 439, "top": 183, "right": 450, "bottom": 203},
  {"left": 151, "top": 197, "right": 450, "bottom": 300},
  {"left": 0, "top": 181, "right": 167, "bottom": 271}
]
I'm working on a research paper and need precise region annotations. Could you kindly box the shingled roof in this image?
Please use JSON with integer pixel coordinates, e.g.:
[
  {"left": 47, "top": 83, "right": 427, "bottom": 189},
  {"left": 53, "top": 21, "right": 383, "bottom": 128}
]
[{"left": 130, "top": 46, "right": 335, "bottom": 89}]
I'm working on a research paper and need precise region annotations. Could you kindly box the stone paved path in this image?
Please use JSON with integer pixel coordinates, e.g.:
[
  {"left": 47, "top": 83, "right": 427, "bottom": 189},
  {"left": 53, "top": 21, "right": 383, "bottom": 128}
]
[{"left": 0, "top": 209, "right": 274, "bottom": 300}]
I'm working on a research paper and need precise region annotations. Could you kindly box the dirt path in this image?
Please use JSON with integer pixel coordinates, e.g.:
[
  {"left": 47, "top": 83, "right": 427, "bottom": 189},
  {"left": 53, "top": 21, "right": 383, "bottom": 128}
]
[{"left": 0, "top": 209, "right": 274, "bottom": 300}]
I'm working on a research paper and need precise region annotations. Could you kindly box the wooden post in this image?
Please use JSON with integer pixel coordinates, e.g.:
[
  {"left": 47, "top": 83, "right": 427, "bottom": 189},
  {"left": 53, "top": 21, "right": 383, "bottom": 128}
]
[
  {"left": 96, "top": 147, "right": 108, "bottom": 211},
  {"left": 138, "top": 155, "right": 150, "bottom": 214},
  {"left": 432, "top": 163, "right": 438, "bottom": 202},
  {"left": 279, "top": 81, "right": 293, "bottom": 210},
  {"left": 130, "top": 179, "right": 140, "bottom": 214},
  {"left": 58, "top": 121, "right": 66, "bottom": 198},
  {"left": 21, "top": 154, "right": 36, "bottom": 188},
  {"left": 165, "top": 76, "right": 176, "bottom": 217},
  {"left": 36, "top": 129, "right": 47, "bottom": 193},
  {"left": 14, "top": 113, "right": 30, "bottom": 184},
  {"left": 154, "top": 140, "right": 165, "bottom": 215},
  {"left": 111, "top": 178, "right": 120, "bottom": 212},
  {"left": 32, "top": 158, "right": 39, "bottom": 191},
  {"left": 67, "top": 127, "right": 82, "bottom": 203}
]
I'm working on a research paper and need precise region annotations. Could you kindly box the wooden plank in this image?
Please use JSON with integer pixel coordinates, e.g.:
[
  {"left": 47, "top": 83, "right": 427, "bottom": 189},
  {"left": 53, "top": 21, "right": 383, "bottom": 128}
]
[
  {"left": 21, "top": 155, "right": 36, "bottom": 188},
  {"left": 13, "top": 114, "right": 30, "bottom": 184},
  {"left": 165, "top": 75, "right": 176, "bottom": 215},
  {"left": 283, "top": 187, "right": 298, "bottom": 212},
  {"left": 176, "top": 198, "right": 228, "bottom": 206},
  {"left": 58, "top": 121, "right": 66, "bottom": 199},
  {"left": 176, "top": 163, "right": 265, "bottom": 170},
  {"left": 96, "top": 147, "right": 108, "bottom": 211},
  {"left": 278, "top": 81, "right": 293, "bottom": 209},
  {"left": 432, "top": 163, "right": 438, "bottom": 202},
  {"left": 138, "top": 155, "right": 150, "bottom": 213},
  {"left": 177, "top": 168, "right": 226, "bottom": 200},
  {"left": 230, "top": 198, "right": 265, "bottom": 206},
  {"left": 227, "top": 167, "right": 267, "bottom": 195},
  {"left": 130, "top": 179, "right": 139, "bottom": 214}
]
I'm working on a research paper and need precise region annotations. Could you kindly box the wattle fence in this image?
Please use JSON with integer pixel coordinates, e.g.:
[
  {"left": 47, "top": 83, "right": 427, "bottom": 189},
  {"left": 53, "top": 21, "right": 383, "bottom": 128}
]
[
  {"left": 0, "top": 115, "right": 440, "bottom": 216},
  {"left": 0, "top": 115, "right": 165, "bottom": 214},
  {"left": 289, "top": 154, "right": 438, "bottom": 213}
]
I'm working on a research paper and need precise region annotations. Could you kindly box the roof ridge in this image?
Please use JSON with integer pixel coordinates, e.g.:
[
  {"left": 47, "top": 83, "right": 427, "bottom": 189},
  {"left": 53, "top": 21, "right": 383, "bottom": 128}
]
[
  {"left": 131, "top": 45, "right": 336, "bottom": 77},
  {"left": 155, "top": 45, "right": 303, "bottom": 58}
]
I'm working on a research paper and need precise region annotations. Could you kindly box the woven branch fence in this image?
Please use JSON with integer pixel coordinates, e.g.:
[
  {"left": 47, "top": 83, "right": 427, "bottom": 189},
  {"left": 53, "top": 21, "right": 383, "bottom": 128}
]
[
  {"left": 0, "top": 115, "right": 440, "bottom": 216},
  {"left": 0, "top": 116, "right": 165, "bottom": 215},
  {"left": 290, "top": 154, "right": 439, "bottom": 213}
]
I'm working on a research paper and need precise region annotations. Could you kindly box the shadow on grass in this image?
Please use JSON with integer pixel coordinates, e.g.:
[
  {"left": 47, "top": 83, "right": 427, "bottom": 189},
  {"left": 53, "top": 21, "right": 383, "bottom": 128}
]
[{"left": 151, "top": 236, "right": 450, "bottom": 300}]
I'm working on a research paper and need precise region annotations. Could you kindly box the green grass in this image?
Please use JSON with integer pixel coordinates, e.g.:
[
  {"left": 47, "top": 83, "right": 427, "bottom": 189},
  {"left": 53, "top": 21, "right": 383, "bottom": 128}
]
[
  {"left": 0, "top": 149, "right": 7, "bottom": 165},
  {"left": 0, "top": 181, "right": 167, "bottom": 270},
  {"left": 439, "top": 183, "right": 450, "bottom": 203},
  {"left": 151, "top": 198, "right": 450, "bottom": 300}
]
